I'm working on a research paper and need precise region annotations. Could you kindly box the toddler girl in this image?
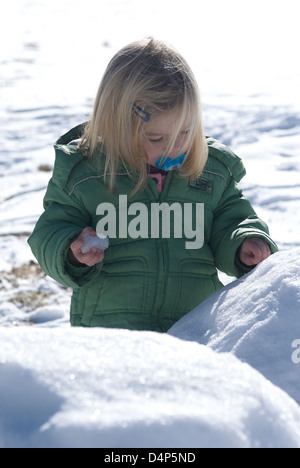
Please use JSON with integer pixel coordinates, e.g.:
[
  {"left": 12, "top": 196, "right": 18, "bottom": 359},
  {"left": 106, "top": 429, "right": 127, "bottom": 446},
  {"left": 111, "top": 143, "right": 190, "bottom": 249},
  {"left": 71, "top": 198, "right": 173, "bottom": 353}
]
[{"left": 28, "top": 38, "right": 278, "bottom": 331}]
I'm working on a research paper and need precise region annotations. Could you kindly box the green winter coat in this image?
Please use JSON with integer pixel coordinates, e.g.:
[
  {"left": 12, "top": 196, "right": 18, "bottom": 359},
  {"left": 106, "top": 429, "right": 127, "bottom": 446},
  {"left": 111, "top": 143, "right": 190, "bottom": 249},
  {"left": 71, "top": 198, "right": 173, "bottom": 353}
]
[{"left": 28, "top": 124, "right": 278, "bottom": 332}]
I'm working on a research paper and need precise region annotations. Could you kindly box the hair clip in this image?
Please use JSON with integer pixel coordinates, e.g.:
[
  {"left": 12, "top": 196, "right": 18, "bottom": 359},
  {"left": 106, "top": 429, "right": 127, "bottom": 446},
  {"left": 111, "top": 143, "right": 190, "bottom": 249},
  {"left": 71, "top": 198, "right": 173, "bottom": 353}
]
[{"left": 132, "top": 104, "right": 151, "bottom": 122}]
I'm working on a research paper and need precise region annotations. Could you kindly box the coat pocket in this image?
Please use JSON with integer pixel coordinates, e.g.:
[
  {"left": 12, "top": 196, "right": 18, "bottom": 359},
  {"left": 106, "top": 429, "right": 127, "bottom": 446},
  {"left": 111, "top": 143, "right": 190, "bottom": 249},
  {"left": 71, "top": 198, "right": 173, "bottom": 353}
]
[
  {"left": 171, "top": 259, "right": 222, "bottom": 320},
  {"left": 80, "top": 257, "right": 149, "bottom": 326}
]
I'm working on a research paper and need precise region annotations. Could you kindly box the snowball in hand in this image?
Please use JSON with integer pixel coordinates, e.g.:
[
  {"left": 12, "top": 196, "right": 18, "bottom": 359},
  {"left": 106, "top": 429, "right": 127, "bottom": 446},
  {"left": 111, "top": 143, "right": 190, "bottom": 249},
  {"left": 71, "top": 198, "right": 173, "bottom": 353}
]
[{"left": 81, "top": 233, "right": 109, "bottom": 254}]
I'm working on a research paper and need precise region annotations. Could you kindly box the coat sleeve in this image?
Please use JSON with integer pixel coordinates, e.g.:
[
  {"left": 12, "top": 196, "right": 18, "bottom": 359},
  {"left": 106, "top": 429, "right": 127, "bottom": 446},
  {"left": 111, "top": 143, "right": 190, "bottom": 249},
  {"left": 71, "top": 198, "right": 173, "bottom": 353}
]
[
  {"left": 28, "top": 167, "right": 101, "bottom": 289},
  {"left": 209, "top": 177, "right": 278, "bottom": 278}
]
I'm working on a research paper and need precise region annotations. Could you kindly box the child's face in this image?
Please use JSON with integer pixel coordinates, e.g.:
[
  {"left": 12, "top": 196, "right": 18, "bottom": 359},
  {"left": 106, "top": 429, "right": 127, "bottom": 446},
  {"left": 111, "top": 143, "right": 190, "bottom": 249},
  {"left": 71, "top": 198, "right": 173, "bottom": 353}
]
[{"left": 142, "top": 111, "right": 190, "bottom": 166}]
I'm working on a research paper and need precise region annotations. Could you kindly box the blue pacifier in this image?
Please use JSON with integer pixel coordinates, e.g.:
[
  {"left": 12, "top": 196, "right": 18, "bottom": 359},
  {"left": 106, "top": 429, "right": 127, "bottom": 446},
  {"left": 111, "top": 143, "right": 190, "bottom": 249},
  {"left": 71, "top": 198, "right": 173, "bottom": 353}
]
[{"left": 154, "top": 154, "right": 186, "bottom": 171}]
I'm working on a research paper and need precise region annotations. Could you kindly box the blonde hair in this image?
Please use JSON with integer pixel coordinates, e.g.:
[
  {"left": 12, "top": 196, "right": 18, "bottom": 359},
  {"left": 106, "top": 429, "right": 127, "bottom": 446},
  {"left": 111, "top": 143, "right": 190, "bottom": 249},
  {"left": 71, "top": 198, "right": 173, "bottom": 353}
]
[{"left": 79, "top": 38, "right": 208, "bottom": 195}]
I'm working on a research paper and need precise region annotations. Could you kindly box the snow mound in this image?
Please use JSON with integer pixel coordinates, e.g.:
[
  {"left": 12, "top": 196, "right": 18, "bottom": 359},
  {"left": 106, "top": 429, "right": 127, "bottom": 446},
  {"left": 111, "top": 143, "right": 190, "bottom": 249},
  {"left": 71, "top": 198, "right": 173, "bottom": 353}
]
[
  {"left": 1, "top": 327, "right": 300, "bottom": 448},
  {"left": 169, "top": 248, "right": 300, "bottom": 404}
]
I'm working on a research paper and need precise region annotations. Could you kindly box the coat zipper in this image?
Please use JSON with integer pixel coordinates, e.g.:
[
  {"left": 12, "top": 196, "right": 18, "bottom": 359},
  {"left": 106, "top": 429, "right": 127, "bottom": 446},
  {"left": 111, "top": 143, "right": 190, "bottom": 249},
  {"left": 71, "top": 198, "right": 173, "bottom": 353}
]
[{"left": 145, "top": 172, "right": 174, "bottom": 320}]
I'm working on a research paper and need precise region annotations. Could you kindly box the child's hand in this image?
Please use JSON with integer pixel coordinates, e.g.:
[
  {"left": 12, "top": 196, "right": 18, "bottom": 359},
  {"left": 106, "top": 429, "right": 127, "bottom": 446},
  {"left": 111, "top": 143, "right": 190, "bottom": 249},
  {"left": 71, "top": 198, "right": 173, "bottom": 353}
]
[
  {"left": 68, "top": 227, "right": 105, "bottom": 267},
  {"left": 239, "top": 238, "right": 271, "bottom": 266}
]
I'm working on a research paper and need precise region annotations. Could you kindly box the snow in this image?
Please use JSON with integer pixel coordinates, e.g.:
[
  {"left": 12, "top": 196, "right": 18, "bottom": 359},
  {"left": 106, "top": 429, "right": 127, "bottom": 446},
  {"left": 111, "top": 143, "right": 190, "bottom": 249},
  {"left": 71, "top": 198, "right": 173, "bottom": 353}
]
[
  {"left": 81, "top": 233, "right": 109, "bottom": 254},
  {"left": 1, "top": 0, "right": 300, "bottom": 449},
  {"left": 1, "top": 327, "right": 300, "bottom": 448},
  {"left": 169, "top": 249, "right": 300, "bottom": 404}
]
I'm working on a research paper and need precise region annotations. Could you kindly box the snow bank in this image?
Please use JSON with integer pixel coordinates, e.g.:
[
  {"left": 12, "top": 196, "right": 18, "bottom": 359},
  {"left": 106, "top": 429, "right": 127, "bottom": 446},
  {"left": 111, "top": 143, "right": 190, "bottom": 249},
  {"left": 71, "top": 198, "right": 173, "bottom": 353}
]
[
  {"left": 1, "top": 327, "right": 300, "bottom": 448},
  {"left": 169, "top": 248, "right": 300, "bottom": 404}
]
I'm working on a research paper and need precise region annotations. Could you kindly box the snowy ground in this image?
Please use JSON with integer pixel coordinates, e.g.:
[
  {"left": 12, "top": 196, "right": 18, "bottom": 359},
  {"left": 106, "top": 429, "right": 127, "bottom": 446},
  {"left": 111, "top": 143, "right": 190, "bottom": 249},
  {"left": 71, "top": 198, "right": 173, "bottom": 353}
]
[
  {"left": 0, "top": 0, "right": 300, "bottom": 448},
  {"left": 1, "top": 325, "right": 300, "bottom": 449}
]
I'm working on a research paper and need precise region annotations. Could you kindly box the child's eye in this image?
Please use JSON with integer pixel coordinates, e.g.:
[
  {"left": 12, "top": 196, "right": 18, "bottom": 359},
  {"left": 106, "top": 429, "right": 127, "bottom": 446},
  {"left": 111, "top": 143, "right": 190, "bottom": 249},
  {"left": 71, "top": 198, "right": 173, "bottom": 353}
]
[
  {"left": 148, "top": 130, "right": 189, "bottom": 144},
  {"left": 149, "top": 137, "right": 164, "bottom": 144}
]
